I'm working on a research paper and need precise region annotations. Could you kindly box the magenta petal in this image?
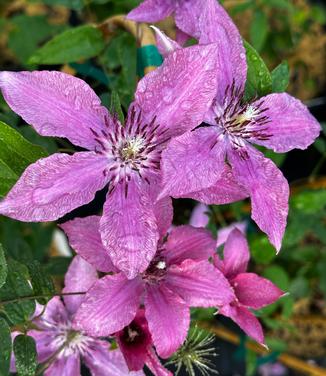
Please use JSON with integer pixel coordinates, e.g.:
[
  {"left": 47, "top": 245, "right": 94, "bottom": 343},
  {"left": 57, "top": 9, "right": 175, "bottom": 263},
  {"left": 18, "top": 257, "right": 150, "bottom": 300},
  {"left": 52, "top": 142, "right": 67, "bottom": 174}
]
[
  {"left": 33, "top": 296, "right": 68, "bottom": 330},
  {"left": 216, "top": 222, "right": 246, "bottom": 248},
  {"left": 127, "top": 0, "right": 174, "bottom": 22},
  {"left": 62, "top": 256, "right": 98, "bottom": 315},
  {"left": 153, "top": 196, "right": 173, "bottom": 239},
  {"left": 233, "top": 273, "right": 284, "bottom": 309},
  {"left": 100, "top": 179, "right": 159, "bottom": 279},
  {"left": 217, "top": 229, "right": 250, "bottom": 279},
  {"left": 83, "top": 340, "right": 144, "bottom": 376},
  {"left": 160, "top": 128, "right": 226, "bottom": 198},
  {"left": 44, "top": 353, "right": 80, "bottom": 376},
  {"left": 251, "top": 93, "right": 321, "bottom": 153},
  {"left": 228, "top": 146, "right": 289, "bottom": 251},
  {"left": 146, "top": 348, "right": 172, "bottom": 376},
  {"left": 220, "top": 304, "right": 264, "bottom": 344},
  {"left": 0, "top": 152, "right": 108, "bottom": 222},
  {"left": 174, "top": 0, "right": 202, "bottom": 39},
  {"left": 0, "top": 71, "right": 109, "bottom": 150},
  {"left": 166, "top": 259, "right": 235, "bottom": 307},
  {"left": 27, "top": 330, "right": 58, "bottom": 363},
  {"left": 189, "top": 203, "right": 209, "bottom": 228},
  {"left": 60, "top": 216, "right": 116, "bottom": 273},
  {"left": 73, "top": 274, "right": 143, "bottom": 337},
  {"left": 145, "top": 284, "right": 190, "bottom": 358},
  {"left": 186, "top": 165, "right": 248, "bottom": 205},
  {"left": 198, "top": 0, "right": 247, "bottom": 103},
  {"left": 162, "top": 225, "right": 216, "bottom": 265},
  {"left": 135, "top": 44, "right": 218, "bottom": 136}
]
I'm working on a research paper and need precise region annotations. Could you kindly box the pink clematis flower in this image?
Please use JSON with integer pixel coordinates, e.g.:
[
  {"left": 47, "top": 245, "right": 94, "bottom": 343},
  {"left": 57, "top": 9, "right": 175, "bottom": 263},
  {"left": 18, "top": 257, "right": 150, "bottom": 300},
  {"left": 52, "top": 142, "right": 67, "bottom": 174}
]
[
  {"left": 11, "top": 256, "right": 143, "bottom": 376},
  {"left": 116, "top": 309, "right": 172, "bottom": 375},
  {"left": 0, "top": 42, "right": 218, "bottom": 279},
  {"left": 155, "top": 8, "right": 321, "bottom": 251},
  {"left": 214, "top": 229, "right": 284, "bottom": 345},
  {"left": 61, "top": 215, "right": 234, "bottom": 358},
  {"left": 189, "top": 203, "right": 210, "bottom": 228}
]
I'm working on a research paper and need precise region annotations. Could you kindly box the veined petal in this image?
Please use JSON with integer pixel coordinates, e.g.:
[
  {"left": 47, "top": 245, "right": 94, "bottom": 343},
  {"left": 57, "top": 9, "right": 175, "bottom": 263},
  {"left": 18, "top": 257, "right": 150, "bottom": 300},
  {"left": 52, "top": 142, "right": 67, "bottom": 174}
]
[
  {"left": 0, "top": 152, "right": 109, "bottom": 222},
  {"left": 162, "top": 225, "right": 216, "bottom": 265},
  {"left": 153, "top": 196, "right": 173, "bottom": 240},
  {"left": 233, "top": 273, "right": 284, "bottom": 309},
  {"left": 198, "top": 0, "right": 247, "bottom": 103},
  {"left": 83, "top": 340, "right": 145, "bottom": 376},
  {"left": 220, "top": 304, "right": 264, "bottom": 345},
  {"left": 63, "top": 256, "right": 98, "bottom": 315},
  {"left": 27, "top": 330, "right": 59, "bottom": 364},
  {"left": 216, "top": 222, "right": 246, "bottom": 248},
  {"left": 100, "top": 179, "right": 159, "bottom": 279},
  {"left": 135, "top": 44, "right": 218, "bottom": 136},
  {"left": 60, "top": 216, "right": 116, "bottom": 273},
  {"left": 0, "top": 71, "right": 110, "bottom": 150},
  {"left": 189, "top": 203, "right": 209, "bottom": 228},
  {"left": 145, "top": 284, "right": 190, "bottom": 358},
  {"left": 44, "top": 353, "right": 81, "bottom": 376},
  {"left": 175, "top": 0, "right": 202, "bottom": 39},
  {"left": 73, "top": 274, "right": 143, "bottom": 337},
  {"left": 250, "top": 93, "right": 321, "bottom": 153},
  {"left": 215, "top": 229, "right": 250, "bottom": 279},
  {"left": 166, "top": 260, "right": 235, "bottom": 307},
  {"left": 127, "top": 0, "right": 174, "bottom": 22},
  {"left": 159, "top": 128, "right": 226, "bottom": 199},
  {"left": 146, "top": 348, "right": 172, "bottom": 376},
  {"left": 33, "top": 296, "right": 68, "bottom": 330},
  {"left": 228, "top": 146, "right": 289, "bottom": 252}
]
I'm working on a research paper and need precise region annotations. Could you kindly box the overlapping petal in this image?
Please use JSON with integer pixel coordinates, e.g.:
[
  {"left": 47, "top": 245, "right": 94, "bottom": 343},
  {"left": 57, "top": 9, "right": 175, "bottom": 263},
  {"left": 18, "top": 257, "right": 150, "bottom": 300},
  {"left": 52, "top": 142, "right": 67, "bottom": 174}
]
[
  {"left": 166, "top": 260, "right": 234, "bottom": 307},
  {"left": 63, "top": 256, "right": 98, "bottom": 315},
  {"left": 216, "top": 222, "right": 246, "bottom": 248},
  {"left": 0, "top": 71, "right": 109, "bottom": 150},
  {"left": 146, "top": 348, "right": 173, "bottom": 376},
  {"left": 251, "top": 93, "right": 321, "bottom": 153},
  {"left": 189, "top": 203, "right": 209, "bottom": 228},
  {"left": 0, "top": 152, "right": 109, "bottom": 222},
  {"left": 60, "top": 216, "right": 116, "bottom": 273},
  {"left": 127, "top": 0, "right": 174, "bottom": 22},
  {"left": 100, "top": 179, "right": 159, "bottom": 279},
  {"left": 73, "top": 274, "right": 143, "bottom": 337},
  {"left": 135, "top": 44, "right": 218, "bottom": 136},
  {"left": 162, "top": 225, "right": 216, "bottom": 265},
  {"left": 145, "top": 284, "right": 190, "bottom": 358},
  {"left": 44, "top": 353, "right": 80, "bottom": 376},
  {"left": 27, "top": 330, "right": 59, "bottom": 364},
  {"left": 175, "top": 0, "right": 202, "bottom": 39},
  {"left": 33, "top": 296, "right": 68, "bottom": 330},
  {"left": 228, "top": 146, "right": 289, "bottom": 251},
  {"left": 233, "top": 273, "right": 283, "bottom": 309}
]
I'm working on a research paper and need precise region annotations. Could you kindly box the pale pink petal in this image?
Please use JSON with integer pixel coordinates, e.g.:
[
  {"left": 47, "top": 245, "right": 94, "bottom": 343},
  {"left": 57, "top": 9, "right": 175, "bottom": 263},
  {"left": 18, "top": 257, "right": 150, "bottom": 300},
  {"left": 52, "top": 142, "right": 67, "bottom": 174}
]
[
  {"left": 73, "top": 274, "right": 143, "bottom": 337},
  {"left": 197, "top": 0, "right": 247, "bottom": 104},
  {"left": 146, "top": 348, "right": 172, "bottom": 376},
  {"left": 151, "top": 26, "right": 181, "bottom": 58},
  {"left": 27, "top": 330, "right": 59, "bottom": 364},
  {"left": 162, "top": 225, "right": 216, "bottom": 265},
  {"left": 159, "top": 128, "right": 226, "bottom": 199},
  {"left": 220, "top": 304, "right": 264, "bottom": 344},
  {"left": 135, "top": 44, "right": 218, "bottom": 136},
  {"left": 189, "top": 203, "right": 209, "bottom": 228},
  {"left": 127, "top": 0, "right": 174, "bottom": 22},
  {"left": 83, "top": 340, "right": 144, "bottom": 376},
  {"left": 60, "top": 216, "right": 116, "bottom": 273},
  {"left": 233, "top": 273, "right": 284, "bottom": 309},
  {"left": 228, "top": 146, "right": 289, "bottom": 251},
  {"left": 185, "top": 165, "right": 248, "bottom": 204},
  {"left": 44, "top": 353, "right": 80, "bottom": 376},
  {"left": 215, "top": 229, "right": 250, "bottom": 279},
  {"left": 250, "top": 93, "right": 321, "bottom": 153},
  {"left": 0, "top": 71, "right": 110, "bottom": 150},
  {"left": 0, "top": 152, "right": 109, "bottom": 222},
  {"left": 216, "top": 222, "right": 246, "bottom": 248},
  {"left": 33, "top": 296, "right": 68, "bottom": 330},
  {"left": 145, "top": 284, "right": 190, "bottom": 358},
  {"left": 100, "top": 179, "right": 159, "bottom": 279},
  {"left": 166, "top": 260, "right": 234, "bottom": 307},
  {"left": 63, "top": 256, "right": 98, "bottom": 315}
]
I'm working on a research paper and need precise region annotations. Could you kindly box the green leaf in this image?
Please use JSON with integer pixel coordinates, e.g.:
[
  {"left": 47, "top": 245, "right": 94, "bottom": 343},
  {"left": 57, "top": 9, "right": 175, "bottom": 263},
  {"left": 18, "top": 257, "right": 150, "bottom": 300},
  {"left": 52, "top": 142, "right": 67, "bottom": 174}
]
[
  {"left": 29, "top": 25, "right": 105, "bottom": 65},
  {"left": 271, "top": 61, "right": 290, "bottom": 92},
  {"left": 291, "top": 190, "right": 326, "bottom": 214},
  {"left": 0, "top": 244, "right": 7, "bottom": 289},
  {"left": 0, "top": 121, "right": 47, "bottom": 197},
  {"left": 245, "top": 349, "right": 257, "bottom": 376},
  {"left": 42, "top": 0, "right": 84, "bottom": 10},
  {"left": 13, "top": 335, "right": 37, "bottom": 376},
  {"left": 0, "top": 259, "right": 35, "bottom": 325},
  {"left": 0, "top": 318, "right": 11, "bottom": 376},
  {"left": 249, "top": 234, "right": 276, "bottom": 264},
  {"left": 263, "top": 265, "right": 289, "bottom": 290},
  {"left": 250, "top": 9, "right": 268, "bottom": 51},
  {"left": 243, "top": 40, "right": 272, "bottom": 101},
  {"left": 110, "top": 91, "right": 125, "bottom": 124},
  {"left": 27, "top": 261, "right": 55, "bottom": 305}
]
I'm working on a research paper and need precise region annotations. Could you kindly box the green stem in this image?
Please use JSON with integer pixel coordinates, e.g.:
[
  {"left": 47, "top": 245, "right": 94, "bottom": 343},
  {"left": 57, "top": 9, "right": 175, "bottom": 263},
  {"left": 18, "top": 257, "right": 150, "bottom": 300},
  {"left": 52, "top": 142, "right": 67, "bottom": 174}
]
[
  {"left": 0, "top": 291, "right": 86, "bottom": 305},
  {"left": 309, "top": 154, "right": 326, "bottom": 181}
]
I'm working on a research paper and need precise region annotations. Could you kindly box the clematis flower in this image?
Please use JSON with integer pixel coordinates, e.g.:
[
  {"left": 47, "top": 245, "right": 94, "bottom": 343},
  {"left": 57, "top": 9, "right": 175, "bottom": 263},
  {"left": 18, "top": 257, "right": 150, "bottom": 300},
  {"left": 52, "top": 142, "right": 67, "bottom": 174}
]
[
  {"left": 0, "top": 42, "right": 218, "bottom": 279},
  {"left": 61, "top": 215, "right": 234, "bottom": 358},
  {"left": 155, "top": 15, "right": 321, "bottom": 251},
  {"left": 10, "top": 256, "right": 143, "bottom": 376},
  {"left": 214, "top": 229, "right": 284, "bottom": 345},
  {"left": 116, "top": 309, "right": 172, "bottom": 375},
  {"left": 189, "top": 203, "right": 209, "bottom": 228}
]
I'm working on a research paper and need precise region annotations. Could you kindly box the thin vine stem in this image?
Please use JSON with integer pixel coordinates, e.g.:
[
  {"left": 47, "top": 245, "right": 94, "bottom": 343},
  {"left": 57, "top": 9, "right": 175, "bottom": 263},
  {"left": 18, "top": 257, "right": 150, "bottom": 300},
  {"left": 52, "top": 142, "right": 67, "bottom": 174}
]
[{"left": 0, "top": 291, "right": 86, "bottom": 305}]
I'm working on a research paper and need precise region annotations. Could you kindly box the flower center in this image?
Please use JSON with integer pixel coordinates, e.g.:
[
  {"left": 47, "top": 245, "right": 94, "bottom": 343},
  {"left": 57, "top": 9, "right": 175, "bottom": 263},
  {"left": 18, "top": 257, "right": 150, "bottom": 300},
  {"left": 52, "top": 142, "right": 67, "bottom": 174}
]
[
  {"left": 141, "top": 255, "right": 167, "bottom": 284},
  {"left": 120, "top": 137, "right": 145, "bottom": 161}
]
